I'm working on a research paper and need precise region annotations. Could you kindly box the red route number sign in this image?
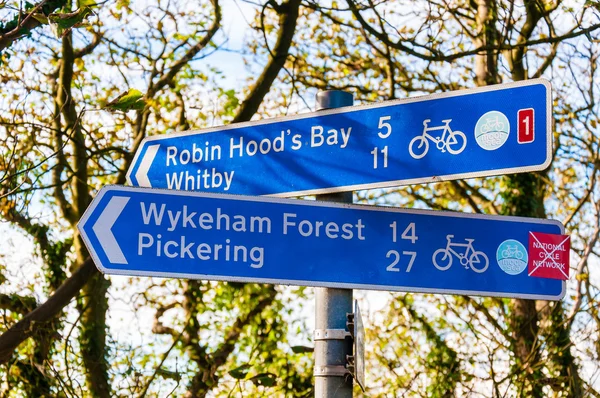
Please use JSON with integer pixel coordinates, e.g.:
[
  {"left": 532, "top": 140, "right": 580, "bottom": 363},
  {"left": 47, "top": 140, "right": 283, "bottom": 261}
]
[
  {"left": 528, "top": 232, "right": 570, "bottom": 280},
  {"left": 518, "top": 108, "right": 535, "bottom": 144}
]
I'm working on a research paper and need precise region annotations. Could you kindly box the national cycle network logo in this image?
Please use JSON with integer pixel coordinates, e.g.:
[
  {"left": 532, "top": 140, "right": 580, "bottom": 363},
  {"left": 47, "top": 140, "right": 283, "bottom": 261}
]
[
  {"left": 496, "top": 239, "right": 528, "bottom": 275},
  {"left": 475, "top": 111, "right": 510, "bottom": 150}
]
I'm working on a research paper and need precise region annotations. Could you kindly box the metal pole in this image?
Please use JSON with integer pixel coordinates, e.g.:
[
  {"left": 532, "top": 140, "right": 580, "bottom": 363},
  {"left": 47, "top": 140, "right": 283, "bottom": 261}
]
[{"left": 314, "top": 91, "right": 354, "bottom": 398}]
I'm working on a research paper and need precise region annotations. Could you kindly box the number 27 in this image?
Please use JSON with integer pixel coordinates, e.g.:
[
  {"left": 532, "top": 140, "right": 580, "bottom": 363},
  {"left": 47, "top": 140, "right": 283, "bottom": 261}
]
[{"left": 386, "top": 250, "right": 417, "bottom": 272}]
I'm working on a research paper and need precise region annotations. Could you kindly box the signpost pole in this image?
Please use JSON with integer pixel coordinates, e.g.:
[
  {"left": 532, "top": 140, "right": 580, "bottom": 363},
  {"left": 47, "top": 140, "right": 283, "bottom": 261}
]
[{"left": 314, "top": 91, "right": 354, "bottom": 397}]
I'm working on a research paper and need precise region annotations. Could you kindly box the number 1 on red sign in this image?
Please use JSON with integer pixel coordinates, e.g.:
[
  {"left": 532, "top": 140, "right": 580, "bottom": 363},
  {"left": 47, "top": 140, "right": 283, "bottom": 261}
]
[{"left": 518, "top": 108, "right": 535, "bottom": 144}]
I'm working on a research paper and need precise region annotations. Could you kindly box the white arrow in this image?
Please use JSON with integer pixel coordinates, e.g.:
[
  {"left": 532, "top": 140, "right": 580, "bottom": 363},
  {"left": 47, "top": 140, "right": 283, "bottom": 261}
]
[
  {"left": 92, "top": 196, "right": 130, "bottom": 264},
  {"left": 135, "top": 144, "right": 160, "bottom": 187}
]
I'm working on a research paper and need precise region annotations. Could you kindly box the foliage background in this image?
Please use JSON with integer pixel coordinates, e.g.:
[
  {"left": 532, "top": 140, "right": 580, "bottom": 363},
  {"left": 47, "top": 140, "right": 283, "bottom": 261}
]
[{"left": 0, "top": 0, "right": 599, "bottom": 396}]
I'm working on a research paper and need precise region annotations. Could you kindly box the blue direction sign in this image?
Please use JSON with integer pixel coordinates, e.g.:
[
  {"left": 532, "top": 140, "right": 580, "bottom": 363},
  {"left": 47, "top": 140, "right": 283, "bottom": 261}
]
[
  {"left": 79, "top": 186, "right": 565, "bottom": 300},
  {"left": 127, "top": 79, "right": 551, "bottom": 197}
]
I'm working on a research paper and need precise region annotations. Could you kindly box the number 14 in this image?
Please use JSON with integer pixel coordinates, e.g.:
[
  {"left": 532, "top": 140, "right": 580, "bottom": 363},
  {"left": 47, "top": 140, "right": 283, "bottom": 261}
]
[{"left": 390, "top": 222, "right": 418, "bottom": 243}]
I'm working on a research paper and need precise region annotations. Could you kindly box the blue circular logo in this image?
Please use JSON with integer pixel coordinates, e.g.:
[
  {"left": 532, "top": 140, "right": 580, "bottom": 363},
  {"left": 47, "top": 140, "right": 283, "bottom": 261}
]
[
  {"left": 475, "top": 111, "right": 510, "bottom": 150},
  {"left": 496, "top": 239, "right": 528, "bottom": 275}
]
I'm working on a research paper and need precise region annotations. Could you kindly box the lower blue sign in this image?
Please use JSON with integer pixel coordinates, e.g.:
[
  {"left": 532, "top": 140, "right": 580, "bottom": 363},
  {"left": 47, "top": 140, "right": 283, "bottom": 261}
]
[{"left": 78, "top": 186, "right": 565, "bottom": 300}]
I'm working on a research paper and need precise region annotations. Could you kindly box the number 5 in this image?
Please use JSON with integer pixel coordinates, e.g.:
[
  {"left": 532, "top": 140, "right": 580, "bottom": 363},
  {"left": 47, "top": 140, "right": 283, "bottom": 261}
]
[{"left": 378, "top": 116, "right": 392, "bottom": 139}]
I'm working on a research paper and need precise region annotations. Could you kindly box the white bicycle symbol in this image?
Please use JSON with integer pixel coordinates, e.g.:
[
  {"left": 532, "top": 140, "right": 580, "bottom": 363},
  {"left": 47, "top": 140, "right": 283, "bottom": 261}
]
[
  {"left": 409, "top": 119, "right": 467, "bottom": 159},
  {"left": 502, "top": 245, "right": 524, "bottom": 259},
  {"left": 480, "top": 115, "right": 505, "bottom": 133},
  {"left": 432, "top": 234, "right": 489, "bottom": 273}
]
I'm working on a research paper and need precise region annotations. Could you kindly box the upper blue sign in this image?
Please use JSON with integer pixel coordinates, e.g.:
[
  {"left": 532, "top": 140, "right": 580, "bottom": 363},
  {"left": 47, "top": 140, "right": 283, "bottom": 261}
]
[
  {"left": 127, "top": 79, "right": 552, "bottom": 197},
  {"left": 79, "top": 186, "right": 565, "bottom": 300}
]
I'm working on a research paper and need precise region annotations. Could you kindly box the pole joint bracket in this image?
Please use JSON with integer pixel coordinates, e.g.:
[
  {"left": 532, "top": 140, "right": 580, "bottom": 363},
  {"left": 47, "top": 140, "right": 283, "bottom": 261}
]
[
  {"left": 313, "top": 365, "right": 350, "bottom": 377},
  {"left": 314, "top": 328, "right": 351, "bottom": 341}
]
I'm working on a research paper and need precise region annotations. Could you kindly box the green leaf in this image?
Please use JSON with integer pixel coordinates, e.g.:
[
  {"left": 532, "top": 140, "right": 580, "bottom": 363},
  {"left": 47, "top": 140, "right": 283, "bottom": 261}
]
[
  {"left": 155, "top": 367, "right": 181, "bottom": 381},
  {"left": 49, "top": 7, "right": 93, "bottom": 28},
  {"left": 31, "top": 13, "right": 49, "bottom": 24},
  {"left": 48, "top": 7, "right": 94, "bottom": 37},
  {"left": 585, "top": 0, "right": 600, "bottom": 11},
  {"left": 228, "top": 364, "right": 251, "bottom": 380},
  {"left": 249, "top": 372, "right": 277, "bottom": 387},
  {"left": 104, "top": 89, "right": 146, "bottom": 112},
  {"left": 78, "top": 0, "right": 97, "bottom": 7},
  {"left": 220, "top": 88, "right": 239, "bottom": 118},
  {"left": 291, "top": 345, "right": 313, "bottom": 354}
]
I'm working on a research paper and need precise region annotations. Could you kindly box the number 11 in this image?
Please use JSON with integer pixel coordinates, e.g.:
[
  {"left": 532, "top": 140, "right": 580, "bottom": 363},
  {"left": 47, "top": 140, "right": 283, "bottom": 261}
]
[{"left": 371, "top": 146, "right": 388, "bottom": 169}]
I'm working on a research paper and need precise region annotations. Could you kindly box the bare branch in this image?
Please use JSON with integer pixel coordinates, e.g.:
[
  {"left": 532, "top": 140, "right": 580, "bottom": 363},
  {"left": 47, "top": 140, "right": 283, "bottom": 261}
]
[
  {"left": 232, "top": 0, "right": 302, "bottom": 123},
  {"left": 567, "top": 200, "right": 600, "bottom": 329},
  {"left": 115, "top": 0, "right": 222, "bottom": 185}
]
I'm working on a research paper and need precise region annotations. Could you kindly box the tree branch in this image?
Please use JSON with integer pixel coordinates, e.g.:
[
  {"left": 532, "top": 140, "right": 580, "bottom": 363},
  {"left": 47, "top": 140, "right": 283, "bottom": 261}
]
[
  {"left": 186, "top": 287, "right": 277, "bottom": 397},
  {"left": 232, "top": 0, "right": 302, "bottom": 123},
  {"left": 115, "top": 0, "right": 222, "bottom": 185},
  {"left": 74, "top": 31, "right": 103, "bottom": 59},
  {"left": 347, "top": 0, "right": 600, "bottom": 63},
  {"left": 0, "top": 0, "right": 68, "bottom": 52},
  {"left": 57, "top": 33, "right": 90, "bottom": 224},
  {"left": 0, "top": 258, "right": 97, "bottom": 364},
  {"left": 148, "top": 0, "right": 221, "bottom": 97},
  {"left": 451, "top": 180, "right": 483, "bottom": 214},
  {"left": 0, "top": 294, "right": 37, "bottom": 314},
  {"left": 51, "top": 63, "right": 76, "bottom": 224},
  {"left": 567, "top": 200, "right": 600, "bottom": 329}
]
